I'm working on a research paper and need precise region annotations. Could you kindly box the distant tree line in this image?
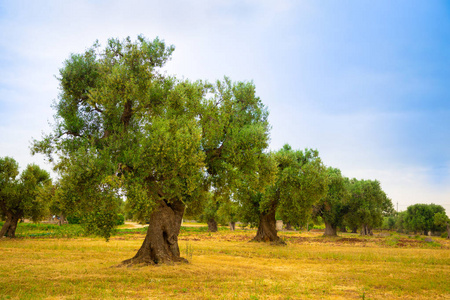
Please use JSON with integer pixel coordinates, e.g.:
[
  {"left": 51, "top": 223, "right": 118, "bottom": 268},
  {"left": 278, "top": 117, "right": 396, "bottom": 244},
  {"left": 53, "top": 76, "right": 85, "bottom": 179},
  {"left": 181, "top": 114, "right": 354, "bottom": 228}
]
[{"left": 382, "top": 203, "right": 449, "bottom": 238}]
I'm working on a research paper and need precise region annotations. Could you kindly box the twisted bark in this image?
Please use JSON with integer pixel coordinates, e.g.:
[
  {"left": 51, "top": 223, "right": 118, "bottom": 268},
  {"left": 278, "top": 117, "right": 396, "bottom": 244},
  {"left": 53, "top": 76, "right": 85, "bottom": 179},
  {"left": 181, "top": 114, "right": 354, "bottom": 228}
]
[
  {"left": 0, "top": 213, "right": 20, "bottom": 238},
  {"left": 252, "top": 204, "right": 285, "bottom": 244},
  {"left": 122, "top": 199, "right": 187, "bottom": 265},
  {"left": 323, "top": 222, "right": 338, "bottom": 236},
  {"left": 207, "top": 218, "right": 218, "bottom": 232}
]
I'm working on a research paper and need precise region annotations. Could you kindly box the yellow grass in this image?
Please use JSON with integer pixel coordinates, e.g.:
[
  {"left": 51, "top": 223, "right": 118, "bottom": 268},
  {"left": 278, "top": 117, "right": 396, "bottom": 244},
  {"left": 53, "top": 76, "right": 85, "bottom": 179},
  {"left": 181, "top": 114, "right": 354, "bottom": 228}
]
[{"left": 0, "top": 229, "right": 449, "bottom": 299}]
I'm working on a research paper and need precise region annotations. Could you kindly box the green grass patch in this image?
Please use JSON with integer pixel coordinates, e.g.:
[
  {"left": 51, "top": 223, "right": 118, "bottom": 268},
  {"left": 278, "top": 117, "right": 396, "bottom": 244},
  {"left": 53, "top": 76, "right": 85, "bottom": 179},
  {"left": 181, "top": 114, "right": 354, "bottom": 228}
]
[{"left": 0, "top": 222, "right": 85, "bottom": 238}]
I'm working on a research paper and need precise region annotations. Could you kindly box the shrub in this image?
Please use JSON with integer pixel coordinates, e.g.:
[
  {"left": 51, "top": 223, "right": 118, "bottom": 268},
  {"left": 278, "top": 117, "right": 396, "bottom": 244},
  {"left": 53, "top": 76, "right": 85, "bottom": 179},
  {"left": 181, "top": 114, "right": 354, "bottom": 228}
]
[{"left": 116, "top": 213, "right": 125, "bottom": 226}]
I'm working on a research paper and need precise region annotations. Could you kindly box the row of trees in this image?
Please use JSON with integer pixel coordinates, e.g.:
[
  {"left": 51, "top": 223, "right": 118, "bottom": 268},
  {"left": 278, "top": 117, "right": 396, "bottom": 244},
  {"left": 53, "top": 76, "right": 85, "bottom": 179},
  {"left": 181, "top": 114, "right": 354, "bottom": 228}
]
[
  {"left": 0, "top": 36, "right": 430, "bottom": 266},
  {"left": 196, "top": 164, "right": 394, "bottom": 240},
  {"left": 382, "top": 203, "right": 449, "bottom": 238}
]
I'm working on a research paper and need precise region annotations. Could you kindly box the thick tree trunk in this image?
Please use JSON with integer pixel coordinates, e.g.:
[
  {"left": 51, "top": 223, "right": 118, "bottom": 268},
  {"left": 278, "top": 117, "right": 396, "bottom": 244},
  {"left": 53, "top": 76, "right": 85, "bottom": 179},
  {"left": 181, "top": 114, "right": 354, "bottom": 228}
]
[
  {"left": 360, "top": 224, "right": 373, "bottom": 236},
  {"left": 323, "top": 222, "right": 338, "bottom": 236},
  {"left": 207, "top": 218, "right": 218, "bottom": 232},
  {"left": 351, "top": 227, "right": 358, "bottom": 234},
  {"left": 252, "top": 205, "right": 285, "bottom": 244},
  {"left": 229, "top": 221, "right": 236, "bottom": 231},
  {"left": 0, "top": 213, "right": 20, "bottom": 238},
  {"left": 340, "top": 226, "right": 347, "bottom": 233},
  {"left": 122, "top": 199, "right": 187, "bottom": 265}
]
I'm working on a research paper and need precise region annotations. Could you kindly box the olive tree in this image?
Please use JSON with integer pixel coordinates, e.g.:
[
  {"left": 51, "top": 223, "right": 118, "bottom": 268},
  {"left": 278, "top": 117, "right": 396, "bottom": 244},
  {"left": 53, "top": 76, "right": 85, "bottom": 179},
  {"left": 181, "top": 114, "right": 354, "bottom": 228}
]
[
  {"left": 344, "top": 178, "right": 393, "bottom": 235},
  {"left": 312, "top": 167, "right": 349, "bottom": 236},
  {"left": 404, "top": 203, "right": 446, "bottom": 235},
  {"left": 217, "top": 198, "right": 240, "bottom": 231},
  {"left": 0, "top": 157, "right": 50, "bottom": 237},
  {"left": 433, "top": 212, "right": 449, "bottom": 239},
  {"left": 197, "top": 193, "right": 240, "bottom": 232},
  {"left": 239, "top": 145, "right": 328, "bottom": 243},
  {"left": 33, "top": 36, "right": 270, "bottom": 265}
]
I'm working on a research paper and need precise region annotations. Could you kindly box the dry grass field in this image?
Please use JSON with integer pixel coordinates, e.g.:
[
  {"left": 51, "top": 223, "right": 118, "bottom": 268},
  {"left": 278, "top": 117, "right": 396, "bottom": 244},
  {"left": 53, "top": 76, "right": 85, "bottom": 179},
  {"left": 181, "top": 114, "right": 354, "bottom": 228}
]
[{"left": 1, "top": 224, "right": 449, "bottom": 299}]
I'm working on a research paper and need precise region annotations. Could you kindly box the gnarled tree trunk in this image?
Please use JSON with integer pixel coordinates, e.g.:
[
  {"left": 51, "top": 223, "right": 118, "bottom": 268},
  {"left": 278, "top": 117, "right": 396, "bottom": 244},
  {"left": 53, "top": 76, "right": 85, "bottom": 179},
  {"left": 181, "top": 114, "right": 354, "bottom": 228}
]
[
  {"left": 229, "top": 221, "right": 236, "bottom": 231},
  {"left": 360, "top": 224, "right": 373, "bottom": 236},
  {"left": 207, "top": 218, "right": 218, "bottom": 232},
  {"left": 122, "top": 199, "right": 187, "bottom": 265},
  {"left": 252, "top": 204, "right": 285, "bottom": 244},
  {"left": 351, "top": 227, "right": 358, "bottom": 233},
  {"left": 0, "top": 213, "right": 20, "bottom": 238},
  {"left": 323, "top": 222, "right": 338, "bottom": 236}
]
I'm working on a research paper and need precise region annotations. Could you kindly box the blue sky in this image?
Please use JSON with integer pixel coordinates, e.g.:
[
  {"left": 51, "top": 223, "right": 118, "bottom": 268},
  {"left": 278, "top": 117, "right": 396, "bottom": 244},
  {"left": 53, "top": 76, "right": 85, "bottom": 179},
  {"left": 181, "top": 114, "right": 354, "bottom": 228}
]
[{"left": 1, "top": 0, "right": 449, "bottom": 213}]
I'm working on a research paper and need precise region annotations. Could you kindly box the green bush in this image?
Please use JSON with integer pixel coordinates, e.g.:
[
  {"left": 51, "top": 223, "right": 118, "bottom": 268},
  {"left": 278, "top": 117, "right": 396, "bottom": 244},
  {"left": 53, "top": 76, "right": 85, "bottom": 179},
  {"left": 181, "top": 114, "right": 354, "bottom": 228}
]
[{"left": 116, "top": 213, "right": 125, "bottom": 225}]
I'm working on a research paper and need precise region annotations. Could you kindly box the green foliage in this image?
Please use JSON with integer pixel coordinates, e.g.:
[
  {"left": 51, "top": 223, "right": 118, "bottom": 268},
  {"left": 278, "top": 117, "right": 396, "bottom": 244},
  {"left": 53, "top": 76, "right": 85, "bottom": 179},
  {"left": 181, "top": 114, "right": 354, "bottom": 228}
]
[
  {"left": 343, "top": 178, "right": 393, "bottom": 232},
  {"left": 197, "top": 77, "right": 272, "bottom": 228},
  {"left": 82, "top": 211, "right": 119, "bottom": 241},
  {"left": 32, "top": 36, "right": 206, "bottom": 239},
  {"left": 32, "top": 36, "right": 272, "bottom": 240},
  {"left": 0, "top": 157, "right": 50, "bottom": 224},
  {"left": 201, "top": 78, "right": 271, "bottom": 192},
  {"left": 217, "top": 199, "right": 240, "bottom": 225},
  {"left": 404, "top": 204, "right": 446, "bottom": 234},
  {"left": 274, "top": 146, "right": 328, "bottom": 226},
  {"left": 433, "top": 212, "right": 449, "bottom": 228},
  {"left": 35, "top": 180, "right": 56, "bottom": 218},
  {"left": 394, "top": 211, "right": 408, "bottom": 233},
  {"left": 382, "top": 215, "right": 396, "bottom": 231},
  {"left": 312, "top": 167, "right": 349, "bottom": 229},
  {"left": 196, "top": 192, "right": 240, "bottom": 226},
  {"left": 0, "top": 157, "right": 20, "bottom": 220},
  {"left": 239, "top": 145, "right": 328, "bottom": 227},
  {"left": 67, "top": 213, "right": 82, "bottom": 224},
  {"left": 238, "top": 191, "right": 264, "bottom": 227},
  {"left": 116, "top": 213, "right": 125, "bottom": 225}
]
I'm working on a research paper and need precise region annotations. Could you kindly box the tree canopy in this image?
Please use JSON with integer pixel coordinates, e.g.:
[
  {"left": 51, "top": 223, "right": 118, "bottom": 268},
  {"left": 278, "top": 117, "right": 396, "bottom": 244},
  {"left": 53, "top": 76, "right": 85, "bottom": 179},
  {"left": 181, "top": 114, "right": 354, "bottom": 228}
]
[
  {"left": 433, "top": 212, "right": 450, "bottom": 239},
  {"left": 32, "top": 36, "right": 271, "bottom": 264},
  {"left": 312, "top": 167, "right": 349, "bottom": 236},
  {"left": 239, "top": 145, "right": 328, "bottom": 243},
  {"left": 344, "top": 178, "right": 393, "bottom": 235},
  {"left": 0, "top": 157, "right": 50, "bottom": 237},
  {"left": 404, "top": 203, "right": 446, "bottom": 235}
]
